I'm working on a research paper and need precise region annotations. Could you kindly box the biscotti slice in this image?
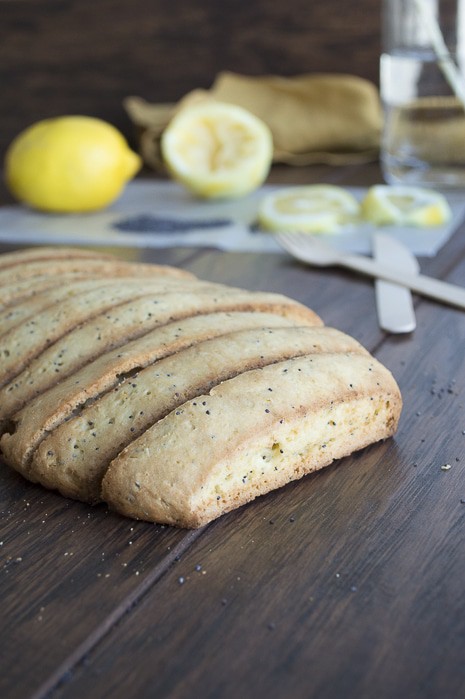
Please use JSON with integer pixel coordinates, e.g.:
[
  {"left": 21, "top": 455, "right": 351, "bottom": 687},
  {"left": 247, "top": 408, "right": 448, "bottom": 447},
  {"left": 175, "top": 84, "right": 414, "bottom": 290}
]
[
  {"left": 0, "top": 246, "right": 117, "bottom": 270},
  {"left": 0, "top": 276, "right": 219, "bottom": 336},
  {"left": 0, "top": 310, "right": 303, "bottom": 430},
  {"left": 101, "top": 353, "right": 402, "bottom": 528},
  {"left": 0, "top": 279, "right": 226, "bottom": 385},
  {"left": 0, "top": 257, "right": 194, "bottom": 286},
  {"left": 29, "top": 327, "right": 369, "bottom": 502}
]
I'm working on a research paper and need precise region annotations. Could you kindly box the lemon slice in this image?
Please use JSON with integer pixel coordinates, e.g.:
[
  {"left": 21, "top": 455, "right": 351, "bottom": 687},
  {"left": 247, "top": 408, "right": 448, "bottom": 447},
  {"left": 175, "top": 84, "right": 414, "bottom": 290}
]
[
  {"left": 257, "top": 185, "right": 361, "bottom": 234},
  {"left": 361, "top": 185, "right": 451, "bottom": 226},
  {"left": 160, "top": 101, "right": 273, "bottom": 199}
]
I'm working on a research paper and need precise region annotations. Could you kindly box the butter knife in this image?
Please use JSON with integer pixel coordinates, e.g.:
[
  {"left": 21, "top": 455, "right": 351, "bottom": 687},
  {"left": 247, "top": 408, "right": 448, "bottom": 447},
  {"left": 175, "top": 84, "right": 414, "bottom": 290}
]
[{"left": 373, "top": 232, "right": 418, "bottom": 333}]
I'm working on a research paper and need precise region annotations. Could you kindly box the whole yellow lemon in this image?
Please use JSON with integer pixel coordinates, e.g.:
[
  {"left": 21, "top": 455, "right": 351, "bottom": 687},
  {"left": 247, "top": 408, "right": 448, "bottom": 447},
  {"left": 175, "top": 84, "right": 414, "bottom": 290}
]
[{"left": 4, "top": 116, "right": 142, "bottom": 213}]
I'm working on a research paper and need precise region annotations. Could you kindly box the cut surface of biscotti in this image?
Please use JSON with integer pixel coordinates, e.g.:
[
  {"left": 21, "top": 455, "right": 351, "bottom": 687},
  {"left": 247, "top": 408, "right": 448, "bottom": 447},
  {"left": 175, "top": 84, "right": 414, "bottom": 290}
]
[
  {"left": 27, "top": 326, "right": 367, "bottom": 502},
  {"left": 101, "top": 353, "right": 402, "bottom": 528}
]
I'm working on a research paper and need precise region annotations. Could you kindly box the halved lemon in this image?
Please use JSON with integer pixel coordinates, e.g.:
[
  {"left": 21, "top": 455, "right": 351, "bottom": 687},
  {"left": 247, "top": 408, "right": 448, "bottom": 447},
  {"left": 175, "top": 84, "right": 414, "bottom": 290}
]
[
  {"left": 361, "top": 185, "right": 451, "bottom": 226},
  {"left": 257, "top": 185, "right": 361, "bottom": 234},
  {"left": 160, "top": 101, "right": 273, "bottom": 199}
]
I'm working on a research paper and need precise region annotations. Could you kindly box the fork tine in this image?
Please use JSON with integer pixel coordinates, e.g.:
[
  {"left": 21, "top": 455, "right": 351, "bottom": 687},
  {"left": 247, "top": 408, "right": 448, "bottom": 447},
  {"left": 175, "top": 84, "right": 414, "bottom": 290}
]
[
  {"left": 276, "top": 231, "right": 311, "bottom": 251},
  {"left": 276, "top": 232, "right": 302, "bottom": 249},
  {"left": 275, "top": 232, "right": 310, "bottom": 263},
  {"left": 274, "top": 232, "right": 292, "bottom": 252},
  {"left": 275, "top": 231, "right": 340, "bottom": 266}
]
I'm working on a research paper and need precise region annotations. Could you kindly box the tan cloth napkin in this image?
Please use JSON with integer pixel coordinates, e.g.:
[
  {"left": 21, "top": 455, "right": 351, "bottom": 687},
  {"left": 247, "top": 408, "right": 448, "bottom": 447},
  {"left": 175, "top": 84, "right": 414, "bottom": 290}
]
[{"left": 124, "top": 71, "right": 382, "bottom": 171}]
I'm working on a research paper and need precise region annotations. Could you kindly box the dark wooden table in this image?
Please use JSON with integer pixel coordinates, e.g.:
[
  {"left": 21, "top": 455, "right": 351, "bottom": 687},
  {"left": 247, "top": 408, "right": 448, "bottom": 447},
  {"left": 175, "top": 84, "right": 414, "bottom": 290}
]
[{"left": 1, "top": 163, "right": 465, "bottom": 699}]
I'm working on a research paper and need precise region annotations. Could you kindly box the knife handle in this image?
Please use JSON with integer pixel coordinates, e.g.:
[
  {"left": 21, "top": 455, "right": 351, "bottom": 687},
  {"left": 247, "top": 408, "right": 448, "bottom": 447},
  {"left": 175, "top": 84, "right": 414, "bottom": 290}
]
[{"left": 343, "top": 254, "right": 465, "bottom": 311}]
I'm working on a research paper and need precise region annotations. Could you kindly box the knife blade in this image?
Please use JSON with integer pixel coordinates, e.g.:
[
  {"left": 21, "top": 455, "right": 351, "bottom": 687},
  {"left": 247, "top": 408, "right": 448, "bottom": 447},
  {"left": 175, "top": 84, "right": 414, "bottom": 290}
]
[{"left": 373, "top": 232, "right": 418, "bottom": 333}]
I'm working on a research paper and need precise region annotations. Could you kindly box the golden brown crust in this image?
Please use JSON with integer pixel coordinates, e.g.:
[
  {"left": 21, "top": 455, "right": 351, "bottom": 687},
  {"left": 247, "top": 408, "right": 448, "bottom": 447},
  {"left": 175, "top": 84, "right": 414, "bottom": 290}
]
[
  {"left": 28, "top": 326, "right": 365, "bottom": 503},
  {"left": 0, "top": 246, "right": 117, "bottom": 270},
  {"left": 0, "top": 273, "right": 100, "bottom": 309},
  {"left": 0, "top": 277, "right": 220, "bottom": 337},
  {"left": 0, "top": 254, "right": 194, "bottom": 310},
  {"left": 102, "top": 353, "right": 402, "bottom": 528},
  {"left": 2, "top": 316, "right": 305, "bottom": 471},
  {"left": 0, "top": 257, "right": 194, "bottom": 286},
  {"left": 0, "top": 289, "right": 320, "bottom": 430},
  {"left": 1, "top": 283, "right": 220, "bottom": 386},
  {"left": 0, "top": 246, "right": 402, "bottom": 529}
]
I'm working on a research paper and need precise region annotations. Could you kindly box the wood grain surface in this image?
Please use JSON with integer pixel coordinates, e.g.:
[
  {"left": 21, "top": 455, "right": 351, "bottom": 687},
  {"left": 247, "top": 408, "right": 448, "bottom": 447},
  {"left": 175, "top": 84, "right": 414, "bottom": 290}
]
[
  {"left": 0, "top": 0, "right": 381, "bottom": 155},
  {"left": 1, "top": 162, "right": 465, "bottom": 699}
]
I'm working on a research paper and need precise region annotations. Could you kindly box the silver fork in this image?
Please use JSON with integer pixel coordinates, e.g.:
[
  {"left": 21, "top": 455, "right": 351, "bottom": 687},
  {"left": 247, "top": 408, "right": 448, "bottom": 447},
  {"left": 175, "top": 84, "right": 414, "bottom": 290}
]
[{"left": 275, "top": 232, "right": 465, "bottom": 311}]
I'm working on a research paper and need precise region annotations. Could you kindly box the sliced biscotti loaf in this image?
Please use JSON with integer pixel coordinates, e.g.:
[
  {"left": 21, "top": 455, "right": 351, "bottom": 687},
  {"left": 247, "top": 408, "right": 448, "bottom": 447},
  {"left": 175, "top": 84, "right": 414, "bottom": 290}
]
[
  {"left": 101, "top": 353, "right": 402, "bottom": 528},
  {"left": 0, "top": 302, "right": 321, "bottom": 461},
  {"left": 0, "top": 264, "right": 195, "bottom": 311},
  {"left": 0, "top": 246, "right": 117, "bottom": 270},
  {"left": 0, "top": 280, "right": 229, "bottom": 385},
  {"left": 28, "top": 326, "right": 366, "bottom": 503},
  {"left": 0, "top": 280, "right": 112, "bottom": 335},
  {"left": 0, "top": 276, "right": 220, "bottom": 336},
  {"left": 0, "top": 256, "right": 194, "bottom": 286},
  {"left": 0, "top": 259, "right": 193, "bottom": 288},
  {"left": 0, "top": 291, "right": 321, "bottom": 428},
  {"left": 0, "top": 246, "right": 402, "bottom": 529},
  {"left": 0, "top": 246, "right": 195, "bottom": 312},
  {"left": 0, "top": 311, "right": 305, "bottom": 434},
  {"left": 0, "top": 273, "right": 104, "bottom": 309}
]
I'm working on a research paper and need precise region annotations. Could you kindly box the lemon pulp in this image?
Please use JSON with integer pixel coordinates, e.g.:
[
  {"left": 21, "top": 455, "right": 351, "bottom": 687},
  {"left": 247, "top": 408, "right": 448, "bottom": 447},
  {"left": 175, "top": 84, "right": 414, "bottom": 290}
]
[
  {"left": 361, "top": 185, "right": 451, "bottom": 226},
  {"left": 258, "top": 185, "right": 361, "bottom": 234},
  {"left": 161, "top": 101, "right": 273, "bottom": 199}
]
